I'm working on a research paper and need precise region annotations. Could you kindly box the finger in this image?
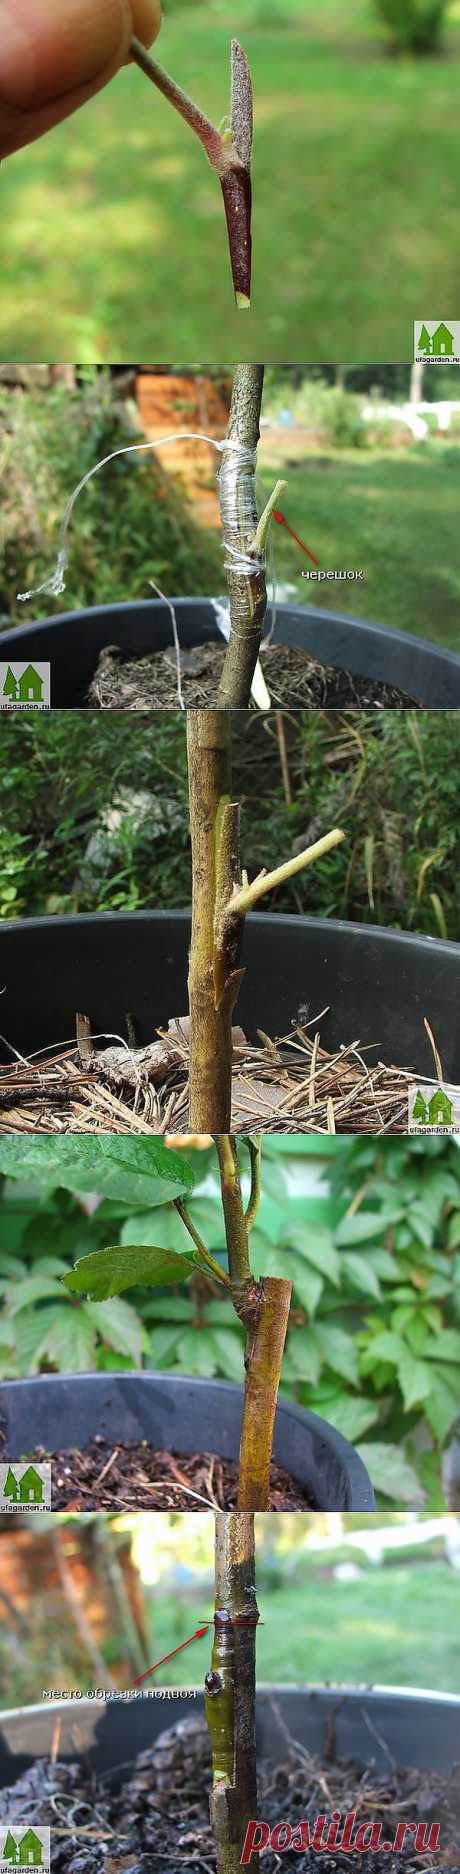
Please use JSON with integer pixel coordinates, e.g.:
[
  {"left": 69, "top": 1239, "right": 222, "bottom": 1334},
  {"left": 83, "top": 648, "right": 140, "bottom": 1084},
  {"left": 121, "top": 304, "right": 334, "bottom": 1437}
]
[{"left": 0, "top": 0, "right": 161, "bottom": 158}]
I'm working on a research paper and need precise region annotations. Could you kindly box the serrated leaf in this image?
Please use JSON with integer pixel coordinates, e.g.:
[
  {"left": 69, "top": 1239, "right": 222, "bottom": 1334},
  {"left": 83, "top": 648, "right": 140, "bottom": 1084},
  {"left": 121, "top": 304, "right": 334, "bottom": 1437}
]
[
  {"left": 318, "top": 1395, "right": 380, "bottom": 1444},
  {"left": 424, "top": 1329, "right": 460, "bottom": 1363},
  {"left": 174, "top": 1326, "right": 219, "bottom": 1378},
  {"left": 314, "top": 1322, "right": 359, "bottom": 1386},
  {"left": 356, "top": 1442, "right": 425, "bottom": 1505},
  {"left": 425, "top": 1367, "right": 460, "bottom": 1442},
  {"left": 398, "top": 1348, "right": 432, "bottom": 1412},
  {"left": 142, "top": 1297, "right": 193, "bottom": 1321},
  {"left": 209, "top": 1327, "right": 244, "bottom": 1381},
  {"left": 284, "top": 1221, "right": 340, "bottom": 1286},
  {"left": 341, "top": 1252, "right": 381, "bottom": 1299},
  {"left": 360, "top": 1330, "right": 405, "bottom": 1370},
  {"left": 365, "top": 1248, "right": 396, "bottom": 1280},
  {"left": 146, "top": 1323, "right": 182, "bottom": 1368},
  {"left": 33, "top": 1304, "right": 97, "bottom": 1373},
  {"left": 86, "top": 1298, "right": 144, "bottom": 1367},
  {"left": 285, "top": 1326, "right": 321, "bottom": 1385},
  {"left": 0, "top": 1138, "right": 193, "bottom": 1206},
  {"left": 62, "top": 1244, "right": 195, "bottom": 1301},
  {"left": 5, "top": 1273, "right": 67, "bottom": 1315},
  {"left": 289, "top": 1254, "right": 323, "bottom": 1317},
  {"left": 335, "top": 1211, "right": 388, "bottom": 1247}
]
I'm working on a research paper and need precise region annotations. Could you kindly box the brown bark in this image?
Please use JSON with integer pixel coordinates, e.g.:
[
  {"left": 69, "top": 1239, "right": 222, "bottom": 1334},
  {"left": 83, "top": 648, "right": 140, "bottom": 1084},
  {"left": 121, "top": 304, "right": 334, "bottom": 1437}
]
[
  {"left": 187, "top": 712, "right": 243, "bottom": 1132},
  {"left": 237, "top": 1276, "right": 292, "bottom": 1509}
]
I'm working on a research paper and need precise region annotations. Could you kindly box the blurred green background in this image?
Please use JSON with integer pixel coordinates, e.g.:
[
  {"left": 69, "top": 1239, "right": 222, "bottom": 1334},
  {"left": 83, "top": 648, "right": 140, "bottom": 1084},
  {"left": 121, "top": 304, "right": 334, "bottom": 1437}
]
[
  {"left": 0, "top": 1511, "right": 459, "bottom": 1706},
  {"left": 2, "top": 0, "right": 460, "bottom": 360}
]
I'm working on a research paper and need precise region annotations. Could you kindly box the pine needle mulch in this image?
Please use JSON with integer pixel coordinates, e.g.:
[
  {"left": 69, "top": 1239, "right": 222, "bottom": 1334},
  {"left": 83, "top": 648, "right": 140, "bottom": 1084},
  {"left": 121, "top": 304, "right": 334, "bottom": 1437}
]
[{"left": 0, "top": 1013, "right": 447, "bottom": 1136}]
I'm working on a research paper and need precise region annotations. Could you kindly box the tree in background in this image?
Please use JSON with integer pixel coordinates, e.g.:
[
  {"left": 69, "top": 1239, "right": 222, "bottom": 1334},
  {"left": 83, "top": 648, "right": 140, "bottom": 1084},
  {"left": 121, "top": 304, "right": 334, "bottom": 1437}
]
[{"left": 374, "top": 0, "right": 449, "bottom": 53}]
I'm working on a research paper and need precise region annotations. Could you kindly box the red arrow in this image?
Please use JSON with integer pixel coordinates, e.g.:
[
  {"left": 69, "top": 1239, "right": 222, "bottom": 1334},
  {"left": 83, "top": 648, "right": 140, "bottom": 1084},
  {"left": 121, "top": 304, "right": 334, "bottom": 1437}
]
[
  {"left": 131, "top": 1626, "right": 210, "bottom": 1685},
  {"left": 273, "top": 510, "right": 319, "bottom": 566}
]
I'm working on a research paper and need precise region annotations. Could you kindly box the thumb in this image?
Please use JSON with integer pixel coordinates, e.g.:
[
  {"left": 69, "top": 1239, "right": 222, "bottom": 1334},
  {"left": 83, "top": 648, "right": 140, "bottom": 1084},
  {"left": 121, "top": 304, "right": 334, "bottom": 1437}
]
[{"left": 0, "top": 0, "right": 161, "bottom": 158}]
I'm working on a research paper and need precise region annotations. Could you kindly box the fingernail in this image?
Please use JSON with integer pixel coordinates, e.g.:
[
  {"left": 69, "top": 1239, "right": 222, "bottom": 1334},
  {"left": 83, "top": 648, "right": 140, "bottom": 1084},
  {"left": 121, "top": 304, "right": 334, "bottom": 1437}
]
[{"left": 0, "top": 0, "right": 129, "bottom": 109}]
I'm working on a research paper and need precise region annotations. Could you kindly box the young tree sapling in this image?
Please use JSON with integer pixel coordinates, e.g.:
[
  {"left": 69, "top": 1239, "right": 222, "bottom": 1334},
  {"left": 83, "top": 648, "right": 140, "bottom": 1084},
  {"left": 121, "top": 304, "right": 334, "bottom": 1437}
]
[
  {"left": 205, "top": 1511, "right": 259, "bottom": 1873},
  {"left": 61, "top": 1135, "right": 294, "bottom": 1511}
]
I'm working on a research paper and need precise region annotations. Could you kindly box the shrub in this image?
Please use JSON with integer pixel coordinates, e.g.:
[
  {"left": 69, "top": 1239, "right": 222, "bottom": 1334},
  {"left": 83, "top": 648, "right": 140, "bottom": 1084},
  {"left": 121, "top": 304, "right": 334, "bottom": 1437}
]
[{"left": 375, "top": 0, "right": 448, "bottom": 53}]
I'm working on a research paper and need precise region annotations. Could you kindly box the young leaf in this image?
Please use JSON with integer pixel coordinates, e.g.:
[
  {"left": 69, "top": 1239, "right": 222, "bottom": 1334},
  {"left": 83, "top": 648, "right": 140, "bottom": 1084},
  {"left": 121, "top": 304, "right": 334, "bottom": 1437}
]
[
  {"left": 0, "top": 1138, "right": 194, "bottom": 1206},
  {"left": 62, "top": 1243, "right": 196, "bottom": 1301}
]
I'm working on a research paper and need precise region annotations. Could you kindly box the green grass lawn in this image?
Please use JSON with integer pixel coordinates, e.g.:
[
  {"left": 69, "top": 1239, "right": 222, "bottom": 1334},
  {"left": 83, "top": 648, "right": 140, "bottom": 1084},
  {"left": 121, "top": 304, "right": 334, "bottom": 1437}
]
[
  {"left": 2, "top": 1, "right": 460, "bottom": 360},
  {"left": 259, "top": 441, "right": 460, "bottom": 650},
  {"left": 146, "top": 1562, "right": 460, "bottom": 1693}
]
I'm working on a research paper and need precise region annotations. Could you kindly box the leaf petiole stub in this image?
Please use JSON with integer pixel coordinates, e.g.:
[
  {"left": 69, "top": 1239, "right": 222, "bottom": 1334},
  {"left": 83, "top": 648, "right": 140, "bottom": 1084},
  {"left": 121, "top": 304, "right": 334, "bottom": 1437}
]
[{"left": 130, "top": 35, "right": 253, "bottom": 305}]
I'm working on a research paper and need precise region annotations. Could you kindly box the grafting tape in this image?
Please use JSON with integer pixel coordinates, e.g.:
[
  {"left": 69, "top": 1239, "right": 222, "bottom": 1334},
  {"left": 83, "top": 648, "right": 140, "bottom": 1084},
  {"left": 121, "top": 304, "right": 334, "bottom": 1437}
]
[{"left": 16, "top": 430, "right": 278, "bottom": 684}]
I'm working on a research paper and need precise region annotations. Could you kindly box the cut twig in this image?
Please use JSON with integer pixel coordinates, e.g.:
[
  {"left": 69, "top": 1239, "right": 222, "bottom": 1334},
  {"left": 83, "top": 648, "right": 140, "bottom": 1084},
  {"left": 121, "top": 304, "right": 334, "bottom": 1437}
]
[{"left": 130, "top": 35, "right": 253, "bottom": 306}]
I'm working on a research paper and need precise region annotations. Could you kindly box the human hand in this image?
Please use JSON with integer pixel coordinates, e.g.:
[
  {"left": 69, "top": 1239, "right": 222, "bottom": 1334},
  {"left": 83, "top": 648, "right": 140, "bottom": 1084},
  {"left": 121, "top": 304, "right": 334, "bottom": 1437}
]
[{"left": 0, "top": 0, "right": 161, "bottom": 159}]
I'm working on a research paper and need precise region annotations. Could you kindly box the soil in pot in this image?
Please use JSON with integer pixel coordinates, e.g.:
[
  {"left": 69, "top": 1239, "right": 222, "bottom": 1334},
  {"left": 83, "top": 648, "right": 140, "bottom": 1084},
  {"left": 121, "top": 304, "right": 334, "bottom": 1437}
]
[
  {"left": 87, "top": 640, "right": 420, "bottom": 710},
  {"left": 0, "top": 1714, "right": 457, "bottom": 1871},
  {"left": 22, "top": 1438, "right": 313, "bottom": 1511},
  {"left": 0, "top": 1012, "right": 443, "bottom": 1136}
]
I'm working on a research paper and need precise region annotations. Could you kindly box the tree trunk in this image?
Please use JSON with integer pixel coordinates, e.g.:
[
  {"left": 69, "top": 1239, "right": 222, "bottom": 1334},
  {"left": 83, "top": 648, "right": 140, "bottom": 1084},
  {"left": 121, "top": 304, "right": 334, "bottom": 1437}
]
[
  {"left": 410, "top": 361, "right": 424, "bottom": 404},
  {"left": 205, "top": 1512, "right": 259, "bottom": 1873}
]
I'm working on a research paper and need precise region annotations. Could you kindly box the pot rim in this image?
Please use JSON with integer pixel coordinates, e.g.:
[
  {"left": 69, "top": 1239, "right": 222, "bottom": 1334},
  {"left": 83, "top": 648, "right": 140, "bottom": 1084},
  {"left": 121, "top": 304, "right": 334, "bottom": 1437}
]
[
  {"left": 5, "top": 595, "right": 460, "bottom": 673},
  {"left": 2, "top": 906, "right": 459, "bottom": 963}
]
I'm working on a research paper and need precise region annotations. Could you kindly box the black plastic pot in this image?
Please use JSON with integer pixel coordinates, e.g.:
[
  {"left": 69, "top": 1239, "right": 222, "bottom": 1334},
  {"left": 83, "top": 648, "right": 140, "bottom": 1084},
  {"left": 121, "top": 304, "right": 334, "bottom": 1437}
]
[
  {"left": 0, "top": 1372, "right": 375, "bottom": 1510},
  {"left": 1, "top": 910, "right": 459, "bottom": 1080},
  {"left": 0, "top": 1685, "right": 459, "bottom": 1788},
  {"left": 2, "top": 598, "right": 460, "bottom": 707}
]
